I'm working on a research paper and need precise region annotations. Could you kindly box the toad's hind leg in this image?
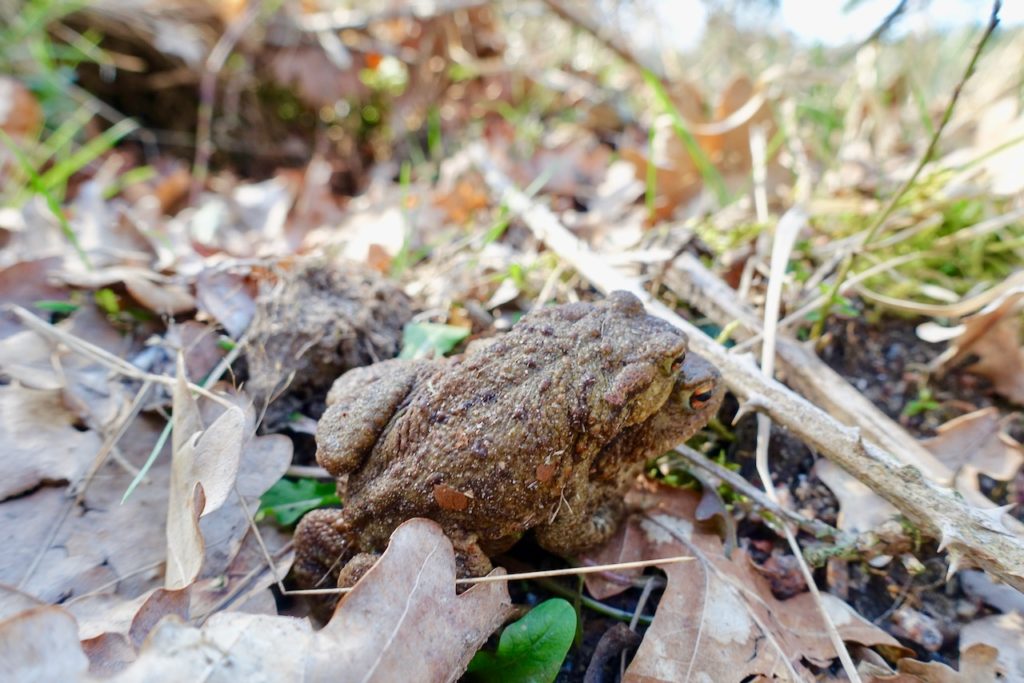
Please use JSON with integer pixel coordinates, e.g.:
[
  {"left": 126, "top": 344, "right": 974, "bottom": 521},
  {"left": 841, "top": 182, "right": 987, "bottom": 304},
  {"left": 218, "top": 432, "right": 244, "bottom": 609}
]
[
  {"left": 533, "top": 494, "right": 625, "bottom": 557},
  {"left": 293, "top": 508, "right": 358, "bottom": 589}
]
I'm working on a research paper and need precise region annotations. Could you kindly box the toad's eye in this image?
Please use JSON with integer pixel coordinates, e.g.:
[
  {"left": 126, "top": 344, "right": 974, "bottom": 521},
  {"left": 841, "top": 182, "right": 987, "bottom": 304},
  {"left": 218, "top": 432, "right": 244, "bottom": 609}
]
[
  {"left": 670, "top": 354, "right": 686, "bottom": 373},
  {"left": 690, "top": 381, "right": 717, "bottom": 409}
]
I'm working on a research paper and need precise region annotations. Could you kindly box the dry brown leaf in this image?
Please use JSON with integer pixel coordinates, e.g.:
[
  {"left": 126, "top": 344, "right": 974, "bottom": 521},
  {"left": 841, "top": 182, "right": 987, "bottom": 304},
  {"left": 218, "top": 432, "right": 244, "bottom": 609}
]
[
  {"left": 71, "top": 587, "right": 190, "bottom": 675},
  {"left": 0, "top": 385, "right": 103, "bottom": 501},
  {"left": 814, "top": 458, "right": 899, "bottom": 533},
  {"left": 938, "top": 290, "right": 1024, "bottom": 405},
  {"left": 583, "top": 485, "right": 902, "bottom": 681},
  {"left": 194, "top": 269, "right": 256, "bottom": 338},
  {"left": 1, "top": 606, "right": 89, "bottom": 681},
  {"left": 311, "top": 518, "right": 513, "bottom": 680},
  {"left": 0, "top": 257, "right": 68, "bottom": 339},
  {"left": 166, "top": 357, "right": 246, "bottom": 589},
  {"left": 58, "top": 266, "right": 196, "bottom": 316},
  {"left": 923, "top": 407, "right": 1024, "bottom": 483},
  {"left": 871, "top": 643, "right": 1001, "bottom": 682},
  {"left": 0, "top": 383, "right": 288, "bottom": 612},
  {"left": 12, "top": 518, "right": 510, "bottom": 682},
  {"left": 0, "top": 76, "right": 42, "bottom": 139},
  {"left": 960, "top": 612, "right": 1024, "bottom": 681},
  {"left": 0, "top": 307, "right": 135, "bottom": 429},
  {"left": 624, "top": 75, "right": 779, "bottom": 219}
]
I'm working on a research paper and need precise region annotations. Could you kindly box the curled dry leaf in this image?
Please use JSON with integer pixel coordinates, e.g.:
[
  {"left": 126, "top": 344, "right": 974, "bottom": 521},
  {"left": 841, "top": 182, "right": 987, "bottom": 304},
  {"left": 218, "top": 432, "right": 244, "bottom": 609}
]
[
  {"left": 582, "top": 485, "right": 903, "bottom": 681},
  {"left": 934, "top": 289, "right": 1024, "bottom": 405}
]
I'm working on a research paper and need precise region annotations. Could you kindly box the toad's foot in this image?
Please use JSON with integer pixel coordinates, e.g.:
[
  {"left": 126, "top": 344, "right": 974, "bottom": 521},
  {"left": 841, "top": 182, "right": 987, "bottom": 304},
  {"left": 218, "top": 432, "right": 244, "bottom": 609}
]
[
  {"left": 293, "top": 508, "right": 357, "bottom": 590},
  {"left": 534, "top": 495, "right": 625, "bottom": 557}
]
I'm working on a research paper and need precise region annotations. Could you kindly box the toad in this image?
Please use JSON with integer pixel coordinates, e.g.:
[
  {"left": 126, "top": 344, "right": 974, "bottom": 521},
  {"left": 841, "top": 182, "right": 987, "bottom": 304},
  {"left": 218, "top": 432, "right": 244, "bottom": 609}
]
[{"left": 293, "top": 291, "right": 723, "bottom": 590}]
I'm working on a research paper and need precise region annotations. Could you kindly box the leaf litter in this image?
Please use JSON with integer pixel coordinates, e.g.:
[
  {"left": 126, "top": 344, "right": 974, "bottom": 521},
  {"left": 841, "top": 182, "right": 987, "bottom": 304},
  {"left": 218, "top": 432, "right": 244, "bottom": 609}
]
[{"left": 1, "top": 1, "right": 1024, "bottom": 681}]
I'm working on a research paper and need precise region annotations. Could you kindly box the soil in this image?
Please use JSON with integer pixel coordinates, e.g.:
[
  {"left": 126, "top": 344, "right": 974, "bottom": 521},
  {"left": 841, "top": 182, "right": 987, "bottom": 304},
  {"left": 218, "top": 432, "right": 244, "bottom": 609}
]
[{"left": 243, "top": 258, "right": 412, "bottom": 431}]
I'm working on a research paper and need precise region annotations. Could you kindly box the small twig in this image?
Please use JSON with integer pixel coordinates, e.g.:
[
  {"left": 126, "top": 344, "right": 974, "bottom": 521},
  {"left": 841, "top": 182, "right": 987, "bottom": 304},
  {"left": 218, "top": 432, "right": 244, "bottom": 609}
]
[
  {"left": 235, "top": 486, "right": 287, "bottom": 595},
  {"left": 6, "top": 305, "right": 235, "bottom": 410},
  {"left": 286, "top": 464, "right": 333, "bottom": 479},
  {"left": 856, "top": 0, "right": 909, "bottom": 50},
  {"left": 286, "top": 556, "right": 693, "bottom": 596},
  {"left": 811, "top": 1, "right": 1002, "bottom": 339},
  {"left": 672, "top": 445, "right": 843, "bottom": 542}
]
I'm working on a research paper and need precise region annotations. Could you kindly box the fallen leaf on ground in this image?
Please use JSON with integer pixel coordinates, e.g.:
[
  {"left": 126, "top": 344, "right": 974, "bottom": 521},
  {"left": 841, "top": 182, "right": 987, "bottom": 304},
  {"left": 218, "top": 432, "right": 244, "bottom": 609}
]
[
  {"left": 960, "top": 612, "right": 1024, "bottom": 681},
  {"left": 194, "top": 268, "right": 257, "bottom": 338},
  {"left": 923, "top": 407, "right": 1024, "bottom": 485},
  {"left": 0, "top": 307, "right": 135, "bottom": 429},
  {"left": 0, "top": 76, "right": 42, "bottom": 139},
  {"left": 1, "top": 606, "right": 89, "bottom": 681},
  {"left": 814, "top": 459, "right": 899, "bottom": 533},
  {"left": 0, "top": 257, "right": 68, "bottom": 339},
  {"left": 582, "top": 484, "right": 903, "bottom": 681},
  {"left": 165, "top": 356, "right": 245, "bottom": 589},
  {"left": 0, "top": 384, "right": 103, "bottom": 501},
  {"left": 868, "top": 643, "right": 1001, "bottom": 682},
  {"left": 3, "top": 518, "right": 510, "bottom": 682},
  {"left": 935, "top": 289, "right": 1024, "bottom": 405}
]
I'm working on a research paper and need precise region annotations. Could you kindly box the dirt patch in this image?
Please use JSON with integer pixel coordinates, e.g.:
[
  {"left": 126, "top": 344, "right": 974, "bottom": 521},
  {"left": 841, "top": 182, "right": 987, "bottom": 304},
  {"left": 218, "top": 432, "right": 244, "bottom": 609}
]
[{"left": 244, "top": 258, "right": 412, "bottom": 430}]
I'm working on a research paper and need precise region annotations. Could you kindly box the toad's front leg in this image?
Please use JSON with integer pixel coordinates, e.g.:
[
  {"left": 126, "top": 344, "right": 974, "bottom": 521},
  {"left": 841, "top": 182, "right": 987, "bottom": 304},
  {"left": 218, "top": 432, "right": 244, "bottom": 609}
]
[
  {"left": 533, "top": 492, "right": 625, "bottom": 558},
  {"left": 293, "top": 508, "right": 359, "bottom": 590}
]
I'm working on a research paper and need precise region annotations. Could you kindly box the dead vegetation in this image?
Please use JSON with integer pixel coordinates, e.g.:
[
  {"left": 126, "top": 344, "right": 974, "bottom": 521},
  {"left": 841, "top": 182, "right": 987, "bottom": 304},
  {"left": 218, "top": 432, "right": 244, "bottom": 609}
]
[{"left": 1, "top": 0, "right": 1023, "bottom": 681}]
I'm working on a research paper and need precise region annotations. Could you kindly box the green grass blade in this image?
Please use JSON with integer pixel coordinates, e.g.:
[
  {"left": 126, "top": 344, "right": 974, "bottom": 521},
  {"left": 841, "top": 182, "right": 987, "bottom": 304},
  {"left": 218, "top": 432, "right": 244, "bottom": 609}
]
[{"left": 642, "top": 69, "right": 730, "bottom": 206}]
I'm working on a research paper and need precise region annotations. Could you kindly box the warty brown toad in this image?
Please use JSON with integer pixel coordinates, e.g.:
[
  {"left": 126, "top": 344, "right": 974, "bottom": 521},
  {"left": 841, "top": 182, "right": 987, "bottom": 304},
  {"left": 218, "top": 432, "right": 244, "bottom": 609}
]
[{"left": 293, "top": 290, "right": 723, "bottom": 590}]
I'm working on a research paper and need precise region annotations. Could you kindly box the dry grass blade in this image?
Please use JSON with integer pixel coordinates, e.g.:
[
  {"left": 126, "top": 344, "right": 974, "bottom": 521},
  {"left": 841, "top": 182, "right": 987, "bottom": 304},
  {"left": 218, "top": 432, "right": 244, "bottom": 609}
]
[
  {"left": 811, "top": 0, "right": 1003, "bottom": 338},
  {"left": 288, "top": 556, "right": 694, "bottom": 596},
  {"left": 757, "top": 207, "right": 860, "bottom": 682}
]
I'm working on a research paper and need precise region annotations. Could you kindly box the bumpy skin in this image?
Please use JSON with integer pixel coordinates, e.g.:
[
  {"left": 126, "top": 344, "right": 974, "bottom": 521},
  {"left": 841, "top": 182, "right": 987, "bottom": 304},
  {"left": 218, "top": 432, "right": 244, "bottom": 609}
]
[{"left": 293, "top": 291, "right": 723, "bottom": 589}]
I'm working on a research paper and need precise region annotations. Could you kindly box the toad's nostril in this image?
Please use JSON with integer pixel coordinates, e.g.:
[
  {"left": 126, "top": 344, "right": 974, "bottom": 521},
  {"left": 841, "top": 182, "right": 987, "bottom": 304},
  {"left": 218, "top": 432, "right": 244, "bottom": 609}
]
[
  {"left": 671, "top": 353, "right": 686, "bottom": 373},
  {"left": 689, "top": 381, "right": 717, "bottom": 409}
]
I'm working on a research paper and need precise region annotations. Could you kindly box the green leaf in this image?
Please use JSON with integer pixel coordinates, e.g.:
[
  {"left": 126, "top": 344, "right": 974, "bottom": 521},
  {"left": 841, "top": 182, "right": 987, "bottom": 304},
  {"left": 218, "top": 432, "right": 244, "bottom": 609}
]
[
  {"left": 398, "top": 322, "right": 470, "bottom": 360},
  {"left": 94, "top": 288, "right": 120, "bottom": 315},
  {"left": 258, "top": 478, "right": 340, "bottom": 527},
  {"left": 466, "top": 598, "right": 577, "bottom": 683},
  {"left": 33, "top": 299, "right": 78, "bottom": 314}
]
